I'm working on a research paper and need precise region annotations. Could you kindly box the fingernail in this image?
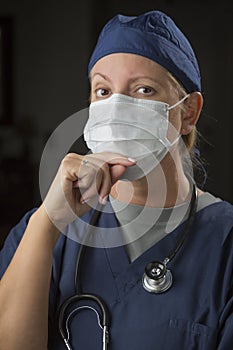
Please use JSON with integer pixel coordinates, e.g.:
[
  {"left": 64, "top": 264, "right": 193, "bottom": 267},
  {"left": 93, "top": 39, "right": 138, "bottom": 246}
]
[{"left": 128, "top": 157, "right": 137, "bottom": 163}]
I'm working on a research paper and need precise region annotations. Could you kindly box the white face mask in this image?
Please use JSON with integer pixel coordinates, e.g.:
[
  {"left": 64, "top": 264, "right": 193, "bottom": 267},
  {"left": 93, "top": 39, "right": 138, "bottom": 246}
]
[{"left": 84, "top": 93, "right": 189, "bottom": 181}]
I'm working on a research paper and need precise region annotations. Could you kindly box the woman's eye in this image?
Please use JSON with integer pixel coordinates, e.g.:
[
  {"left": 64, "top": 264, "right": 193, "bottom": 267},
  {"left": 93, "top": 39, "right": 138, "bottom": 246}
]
[
  {"left": 137, "top": 87, "right": 153, "bottom": 95},
  {"left": 96, "top": 88, "right": 110, "bottom": 97}
]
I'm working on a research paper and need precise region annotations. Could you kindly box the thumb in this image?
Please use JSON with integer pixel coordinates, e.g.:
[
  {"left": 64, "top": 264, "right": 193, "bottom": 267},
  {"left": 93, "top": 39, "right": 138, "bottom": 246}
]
[{"left": 110, "top": 164, "right": 128, "bottom": 183}]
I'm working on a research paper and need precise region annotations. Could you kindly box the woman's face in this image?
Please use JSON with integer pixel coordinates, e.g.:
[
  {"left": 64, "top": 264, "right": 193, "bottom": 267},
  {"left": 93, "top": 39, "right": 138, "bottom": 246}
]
[{"left": 90, "top": 53, "right": 185, "bottom": 138}]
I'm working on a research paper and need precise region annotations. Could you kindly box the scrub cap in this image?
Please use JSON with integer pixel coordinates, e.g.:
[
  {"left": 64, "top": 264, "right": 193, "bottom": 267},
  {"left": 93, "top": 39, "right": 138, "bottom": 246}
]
[{"left": 88, "top": 11, "right": 201, "bottom": 93}]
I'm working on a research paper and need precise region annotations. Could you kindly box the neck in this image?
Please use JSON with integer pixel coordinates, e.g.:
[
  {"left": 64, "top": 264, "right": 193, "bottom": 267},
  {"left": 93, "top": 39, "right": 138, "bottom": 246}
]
[{"left": 110, "top": 154, "right": 192, "bottom": 208}]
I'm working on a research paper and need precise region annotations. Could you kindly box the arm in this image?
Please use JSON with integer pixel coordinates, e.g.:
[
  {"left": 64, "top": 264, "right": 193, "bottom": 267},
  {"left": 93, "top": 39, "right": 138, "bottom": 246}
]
[
  {"left": 0, "top": 206, "right": 59, "bottom": 350},
  {"left": 0, "top": 152, "right": 136, "bottom": 350}
]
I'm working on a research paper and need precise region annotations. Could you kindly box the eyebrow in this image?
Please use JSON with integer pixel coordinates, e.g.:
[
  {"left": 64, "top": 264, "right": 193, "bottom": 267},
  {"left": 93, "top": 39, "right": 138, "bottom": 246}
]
[
  {"left": 91, "top": 73, "right": 160, "bottom": 85},
  {"left": 90, "top": 73, "right": 111, "bottom": 82},
  {"left": 129, "top": 76, "right": 160, "bottom": 84}
]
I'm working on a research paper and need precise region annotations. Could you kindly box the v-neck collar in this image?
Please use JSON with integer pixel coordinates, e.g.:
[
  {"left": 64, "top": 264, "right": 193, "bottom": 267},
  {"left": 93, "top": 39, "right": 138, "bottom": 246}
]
[{"left": 97, "top": 201, "right": 185, "bottom": 300}]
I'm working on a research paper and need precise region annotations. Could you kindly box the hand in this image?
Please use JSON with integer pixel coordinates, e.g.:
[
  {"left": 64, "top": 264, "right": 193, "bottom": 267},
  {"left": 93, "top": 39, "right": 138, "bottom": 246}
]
[{"left": 42, "top": 152, "right": 136, "bottom": 230}]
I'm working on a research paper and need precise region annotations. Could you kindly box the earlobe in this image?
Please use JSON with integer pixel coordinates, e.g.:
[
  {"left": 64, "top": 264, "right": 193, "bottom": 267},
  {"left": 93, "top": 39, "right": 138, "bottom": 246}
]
[{"left": 181, "top": 92, "right": 203, "bottom": 135}]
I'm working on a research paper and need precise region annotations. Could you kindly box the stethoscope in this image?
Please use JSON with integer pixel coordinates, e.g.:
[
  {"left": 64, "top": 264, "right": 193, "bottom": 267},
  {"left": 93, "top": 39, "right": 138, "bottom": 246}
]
[{"left": 58, "top": 183, "right": 197, "bottom": 349}]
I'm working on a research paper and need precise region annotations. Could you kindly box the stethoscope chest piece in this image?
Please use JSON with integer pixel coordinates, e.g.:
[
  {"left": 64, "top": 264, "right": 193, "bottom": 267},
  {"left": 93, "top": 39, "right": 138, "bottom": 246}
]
[{"left": 142, "top": 261, "right": 173, "bottom": 294}]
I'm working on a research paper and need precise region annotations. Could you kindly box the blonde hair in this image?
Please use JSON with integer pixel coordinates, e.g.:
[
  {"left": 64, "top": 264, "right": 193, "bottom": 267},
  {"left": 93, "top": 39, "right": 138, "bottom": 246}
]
[
  {"left": 168, "top": 72, "right": 207, "bottom": 187},
  {"left": 168, "top": 72, "right": 197, "bottom": 153}
]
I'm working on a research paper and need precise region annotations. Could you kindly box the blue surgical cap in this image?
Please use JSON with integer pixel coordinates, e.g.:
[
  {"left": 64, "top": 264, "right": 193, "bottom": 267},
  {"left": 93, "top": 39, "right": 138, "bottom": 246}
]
[{"left": 88, "top": 11, "right": 201, "bottom": 93}]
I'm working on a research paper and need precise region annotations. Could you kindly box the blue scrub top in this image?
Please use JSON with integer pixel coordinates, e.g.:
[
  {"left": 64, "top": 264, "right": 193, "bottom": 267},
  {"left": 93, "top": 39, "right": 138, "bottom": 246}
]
[{"left": 1, "top": 200, "right": 233, "bottom": 350}]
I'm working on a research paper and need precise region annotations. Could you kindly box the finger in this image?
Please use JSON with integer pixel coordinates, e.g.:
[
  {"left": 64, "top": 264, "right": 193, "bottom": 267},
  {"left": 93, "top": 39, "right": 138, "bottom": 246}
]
[
  {"left": 66, "top": 153, "right": 136, "bottom": 187},
  {"left": 63, "top": 153, "right": 136, "bottom": 204},
  {"left": 81, "top": 160, "right": 113, "bottom": 204},
  {"left": 60, "top": 153, "right": 85, "bottom": 183},
  {"left": 110, "top": 164, "right": 128, "bottom": 184},
  {"left": 97, "top": 163, "right": 113, "bottom": 204},
  {"left": 79, "top": 155, "right": 136, "bottom": 203},
  {"left": 72, "top": 157, "right": 102, "bottom": 189},
  {"left": 75, "top": 164, "right": 96, "bottom": 189},
  {"left": 62, "top": 152, "right": 136, "bottom": 167},
  {"left": 108, "top": 157, "right": 136, "bottom": 167},
  {"left": 79, "top": 167, "right": 104, "bottom": 203},
  {"left": 87, "top": 153, "right": 136, "bottom": 167}
]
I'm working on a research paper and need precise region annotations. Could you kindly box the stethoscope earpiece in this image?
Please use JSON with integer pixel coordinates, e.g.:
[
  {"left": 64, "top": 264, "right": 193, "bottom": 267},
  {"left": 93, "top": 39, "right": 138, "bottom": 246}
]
[{"left": 142, "top": 261, "right": 173, "bottom": 294}]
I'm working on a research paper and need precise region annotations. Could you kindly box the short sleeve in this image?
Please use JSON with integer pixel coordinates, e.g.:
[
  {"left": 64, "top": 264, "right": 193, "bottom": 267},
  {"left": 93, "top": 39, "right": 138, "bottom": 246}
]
[{"left": 0, "top": 208, "right": 37, "bottom": 279}]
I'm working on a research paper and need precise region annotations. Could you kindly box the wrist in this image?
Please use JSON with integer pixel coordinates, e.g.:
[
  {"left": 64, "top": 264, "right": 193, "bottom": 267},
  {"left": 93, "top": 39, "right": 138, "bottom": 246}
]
[{"left": 30, "top": 205, "right": 61, "bottom": 245}]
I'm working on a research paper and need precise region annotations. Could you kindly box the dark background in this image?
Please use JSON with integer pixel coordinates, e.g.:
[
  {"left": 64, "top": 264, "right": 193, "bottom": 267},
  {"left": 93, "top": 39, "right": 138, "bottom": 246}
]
[{"left": 0, "top": 0, "right": 232, "bottom": 248}]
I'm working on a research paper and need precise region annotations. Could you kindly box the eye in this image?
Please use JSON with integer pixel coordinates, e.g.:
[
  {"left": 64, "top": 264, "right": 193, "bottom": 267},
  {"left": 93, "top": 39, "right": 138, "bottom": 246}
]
[
  {"left": 137, "top": 86, "right": 154, "bottom": 95},
  {"left": 95, "top": 88, "right": 110, "bottom": 98}
]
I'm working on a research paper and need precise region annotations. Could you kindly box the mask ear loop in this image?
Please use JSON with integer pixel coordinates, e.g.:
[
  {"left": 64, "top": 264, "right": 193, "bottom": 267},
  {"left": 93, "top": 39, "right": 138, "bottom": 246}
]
[
  {"left": 167, "top": 94, "right": 190, "bottom": 111},
  {"left": 162, "top": 95, "right": 190, "bottom": 148}
]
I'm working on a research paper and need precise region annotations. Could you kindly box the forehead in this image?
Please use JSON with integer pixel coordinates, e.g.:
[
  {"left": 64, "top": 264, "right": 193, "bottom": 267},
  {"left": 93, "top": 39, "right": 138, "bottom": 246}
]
[{"left": 90, "top": 53, "right": 170, "bottom": 82}]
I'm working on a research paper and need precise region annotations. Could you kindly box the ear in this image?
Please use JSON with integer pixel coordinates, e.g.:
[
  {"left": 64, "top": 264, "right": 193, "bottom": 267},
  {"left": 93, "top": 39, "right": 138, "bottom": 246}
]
[{"left": 181, "top": 92, "right": 203, "bottom": 135}]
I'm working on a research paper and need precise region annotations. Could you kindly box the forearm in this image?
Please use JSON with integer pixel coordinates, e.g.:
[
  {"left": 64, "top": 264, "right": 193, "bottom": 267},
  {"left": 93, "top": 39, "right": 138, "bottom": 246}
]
[{"left": 0, "top": 206, "right": 60, "bottom": 350}]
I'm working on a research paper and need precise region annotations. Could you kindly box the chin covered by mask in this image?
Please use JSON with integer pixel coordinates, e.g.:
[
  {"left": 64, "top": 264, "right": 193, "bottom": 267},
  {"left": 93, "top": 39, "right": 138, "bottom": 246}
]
[{"left": 83, "top": 93, "right": 189, "bottom": 181}]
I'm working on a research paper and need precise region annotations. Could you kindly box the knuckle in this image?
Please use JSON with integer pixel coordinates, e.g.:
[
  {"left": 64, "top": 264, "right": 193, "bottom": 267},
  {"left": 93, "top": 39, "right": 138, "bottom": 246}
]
[
  {"left": 61, "top": 153, "right": 80, "bottom": 165},
  {"left": 61, "top": 155, "right": 71, "bottom": 165},
  {"left": 60, "top": 157, "right": 68, "bottom": 169},
  {"left": 66, "top": 152, "right": 79, "bottom": 158}
]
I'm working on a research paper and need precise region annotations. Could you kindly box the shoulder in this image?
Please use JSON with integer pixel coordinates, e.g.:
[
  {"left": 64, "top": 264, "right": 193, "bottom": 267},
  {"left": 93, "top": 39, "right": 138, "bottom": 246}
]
[
  {"left": 198, "top": 198, "right": 233, "bottom": 221},
  {"left": 1, "top": 208, "right": 38, "bottom": 250},
  {"left": 0, "top": 208, "right": 37, "bottom": 278},
  {"left": 195, "top": 199, "right": 233, "bottom": 242}
]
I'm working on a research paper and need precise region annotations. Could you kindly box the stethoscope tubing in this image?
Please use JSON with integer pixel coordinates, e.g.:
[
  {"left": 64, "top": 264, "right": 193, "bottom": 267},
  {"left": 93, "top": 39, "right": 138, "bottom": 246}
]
[
  {"left": 165, "top": 183, "right": 197, "bottom": 263},
  {"left": 75, "top": 203, "right": 104, "bottom": 295},
  {"left": 58, "top": 203, "right": 110, "bottom": 349},
  {"left": 59, "top": 293, "right": 110, "bottom": 337},
  {"left": 59, "top": 181, "right": 197, "bottom": 348}
]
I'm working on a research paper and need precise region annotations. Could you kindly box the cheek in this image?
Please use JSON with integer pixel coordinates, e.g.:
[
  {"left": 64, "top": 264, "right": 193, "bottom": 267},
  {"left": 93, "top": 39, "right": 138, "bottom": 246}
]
[{"left": 89, "top": 90, "right": 96, "bottom": 102}]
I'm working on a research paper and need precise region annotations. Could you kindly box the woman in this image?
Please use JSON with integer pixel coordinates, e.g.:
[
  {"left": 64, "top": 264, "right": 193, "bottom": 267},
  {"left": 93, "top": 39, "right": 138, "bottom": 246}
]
[{"left": 0, "top": 10, "right": 233, "bottom": 350}]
